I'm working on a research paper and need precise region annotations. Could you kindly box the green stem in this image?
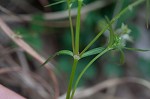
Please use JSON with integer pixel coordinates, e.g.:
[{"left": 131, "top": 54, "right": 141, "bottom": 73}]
[
  {"left": 66, "top": 1, "right": 82, "bottom": 99},
  {"left": 66, "top": 59, "right": 78, "bottom": 99},
  {"left": 75, "top": 0, "right": 82, "bottom": 54},
  {"left": 80, "top": 0, "right": 145, "bottom": 56},
  {"left": 105, "top": 17, "right": 114, "bottom": 47},
  {"left": 67, "top": 0, "right": 75, "bottom": 53},
  {"left": 70, "top": 48, "right": 111, "bottom": 99}
]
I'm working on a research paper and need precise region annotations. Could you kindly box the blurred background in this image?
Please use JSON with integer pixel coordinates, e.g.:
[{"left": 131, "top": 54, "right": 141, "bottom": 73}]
[{"left": 0, "top": 0, "right": 150, "bottom": 99}]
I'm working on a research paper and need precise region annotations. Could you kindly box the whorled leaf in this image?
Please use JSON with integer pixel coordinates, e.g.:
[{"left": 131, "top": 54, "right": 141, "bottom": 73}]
[
  {"left": 119, "top": 49, "right": 125, "bottom": 64},
  {"left": 117, "top": 47, "right": 150, "bottom": 65},
  {"left": 81, "top": 47, "right": 105, "bottom": 58},
  {"left": 124, "top": 47, "right": 150, "bottom": 52},
  {"left": 41, "top": 50, "right": 73, "bottom": 67}
]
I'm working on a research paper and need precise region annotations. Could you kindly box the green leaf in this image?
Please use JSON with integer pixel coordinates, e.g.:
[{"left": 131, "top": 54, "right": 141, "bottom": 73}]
[
  {"left": 119, "top": 49, "right": 125, "bottom": 64},
  {"left": 56, "top": 50, "right": 73, "bottom": 56},
  {"left": 41, "top": 50, "right": 73, "bottom": 67},
  {"left": 124, "top": 47, "right": 150, "bottom": 52},
  {"left": 81, "top": 47, "right": 105, "bottom": 58},
  {"left": 45, "top": 0, "right": 66, "bottom": 7}
]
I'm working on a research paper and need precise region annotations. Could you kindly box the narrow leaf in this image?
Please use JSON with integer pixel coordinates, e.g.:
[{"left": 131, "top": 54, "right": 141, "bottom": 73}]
[
  {"left": 41, "top": 50, "right": 73, "bottom": 67},
  {"left": 56, "top": 50, "right": 73, "bottom": 56},
  {"left": 45, "top": 0, "right": 77, "bottom": 7},
  {"left": 119, "top": 49, "right": 125, "bottom": 64},
  {"left": 81, "top": 47, "right": 105, "bottom": 58},
  {"left": 44, "top": 0, "right": 66, "bottom": 7},
  {"left": 124, "top": 47, "right": 150, "bottom": 52}
]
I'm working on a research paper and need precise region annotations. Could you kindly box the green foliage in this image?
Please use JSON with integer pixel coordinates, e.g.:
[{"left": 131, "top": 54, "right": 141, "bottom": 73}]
[
  {"left": 103, "top": 63, "right": 123, "bottom": 77},
  {"left": 57, "top": 57, "right": 72, "bottom": 73},
  {"left": 30, "top": 14, "right": 45, "bottom": 34},
  {"left": 15, "top": 14, "right": 44, "bottom": 50},
  {"left": 62, "top": 30, "right": 73, "bottom": 50},
  {"left": 103, "top": 52, "right": 124, "bottom": 77},
  {"left": 86, "top": 12, "right": 102, "bottom": 27},
  {"left": 15, "top": 27, "right": 42, "bottom": 50},
  {"left": 137, "top": 58, "right": 150, "bottom": 78}
]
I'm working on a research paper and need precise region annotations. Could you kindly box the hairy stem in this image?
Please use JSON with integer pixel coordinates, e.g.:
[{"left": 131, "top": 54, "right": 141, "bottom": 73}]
[
  {"left": 75, "top": 0, "right": 82, "bottom": 54},
  {"left": 67, "top": 0, "right": 75, "bottom": 53},
  {"left": 66, "top": 59, "right": 78, "bottom": 99}
]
